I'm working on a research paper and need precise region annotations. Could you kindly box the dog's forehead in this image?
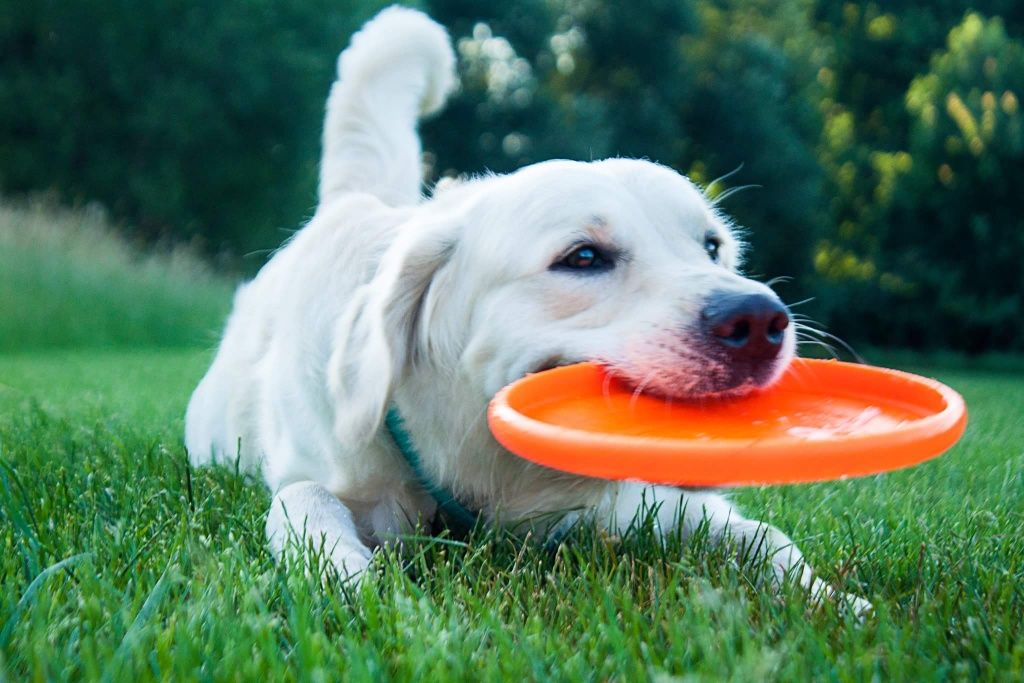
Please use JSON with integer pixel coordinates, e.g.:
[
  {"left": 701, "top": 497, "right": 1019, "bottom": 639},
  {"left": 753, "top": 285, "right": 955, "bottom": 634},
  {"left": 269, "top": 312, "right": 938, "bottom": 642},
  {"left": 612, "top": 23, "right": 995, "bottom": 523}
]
[
  {"left": 594, "top": 159, "right": 719, "bottom": 232},
  {"left": 482, "top": 159, "right": 720, "bottom": 243}
]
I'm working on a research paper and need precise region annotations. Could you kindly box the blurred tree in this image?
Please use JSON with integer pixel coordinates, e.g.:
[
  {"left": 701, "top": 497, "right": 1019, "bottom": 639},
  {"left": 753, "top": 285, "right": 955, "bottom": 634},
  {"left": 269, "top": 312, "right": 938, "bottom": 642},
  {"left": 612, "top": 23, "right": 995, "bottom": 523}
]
[
  {"left": 3, "top": 0, "right": 1024, "bottom": 352},
  {"left": 543, "top": 0, "right": 697, "bottom": 164},
  {"left": 0, "top": 0, "right": 389, "bottom": 263},
  {"left": 674, "top": 0, "right": 828, "bottom": 285},
  {"left": 422, "top": 0, "right": 614, "bottom": 176},
  {"left": 815, "top": 10, "right": 1024, "bottom": 350}
]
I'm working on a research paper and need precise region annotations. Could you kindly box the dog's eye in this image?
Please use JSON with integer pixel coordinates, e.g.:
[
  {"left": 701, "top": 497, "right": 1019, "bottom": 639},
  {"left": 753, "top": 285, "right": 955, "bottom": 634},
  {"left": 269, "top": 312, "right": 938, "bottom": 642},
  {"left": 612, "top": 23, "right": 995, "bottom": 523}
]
[
  {"left": 553, "top": 244, "right": 614, "bottom": 272},
  {"left": 704, "top": 232, "right": 722, "bottom": 263}
]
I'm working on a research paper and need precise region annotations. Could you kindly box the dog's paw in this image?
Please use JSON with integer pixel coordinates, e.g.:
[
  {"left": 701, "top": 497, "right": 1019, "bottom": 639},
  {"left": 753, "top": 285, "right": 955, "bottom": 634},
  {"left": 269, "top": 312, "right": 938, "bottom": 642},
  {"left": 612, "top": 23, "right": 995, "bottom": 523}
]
[
  {"left": 809, "top": 579, "right": 873, "bottom": 620},
  {"left": 327, "top": 544, "right": 374, "bottom": 584},
  {"left": 835, "top": 591, "right": 874, "bottom": 620}
]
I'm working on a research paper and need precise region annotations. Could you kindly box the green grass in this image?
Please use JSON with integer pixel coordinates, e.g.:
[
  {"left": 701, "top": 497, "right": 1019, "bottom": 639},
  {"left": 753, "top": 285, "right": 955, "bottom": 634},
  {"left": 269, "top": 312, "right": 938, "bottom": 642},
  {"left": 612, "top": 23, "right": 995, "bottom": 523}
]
[
  {"left": 0, "top": 200, "right": 235, "bottom": 352},
  {"left": 1, "top": 349, "right": 1022, "bottom": 680}
]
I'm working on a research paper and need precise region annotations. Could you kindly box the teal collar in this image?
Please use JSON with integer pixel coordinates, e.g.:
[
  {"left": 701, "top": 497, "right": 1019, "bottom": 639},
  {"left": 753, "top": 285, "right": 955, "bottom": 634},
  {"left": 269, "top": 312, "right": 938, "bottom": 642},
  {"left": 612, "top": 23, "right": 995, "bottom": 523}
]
[{"left": 384, "top": 406, "right": 480, "bottom": 535}]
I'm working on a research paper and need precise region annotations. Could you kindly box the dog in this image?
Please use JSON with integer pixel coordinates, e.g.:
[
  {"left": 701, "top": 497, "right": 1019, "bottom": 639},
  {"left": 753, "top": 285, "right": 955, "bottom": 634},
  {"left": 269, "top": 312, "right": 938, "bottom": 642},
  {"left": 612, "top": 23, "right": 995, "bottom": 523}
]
[{"left": 185, "top": 6, "right": 870, "bottom": 615}]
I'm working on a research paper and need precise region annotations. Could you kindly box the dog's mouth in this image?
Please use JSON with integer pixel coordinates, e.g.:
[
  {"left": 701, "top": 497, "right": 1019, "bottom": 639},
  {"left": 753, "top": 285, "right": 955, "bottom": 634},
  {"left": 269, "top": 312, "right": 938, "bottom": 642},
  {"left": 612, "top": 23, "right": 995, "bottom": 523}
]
[{"left": 529, "top": 354, "right": 789, "bottom": 403}]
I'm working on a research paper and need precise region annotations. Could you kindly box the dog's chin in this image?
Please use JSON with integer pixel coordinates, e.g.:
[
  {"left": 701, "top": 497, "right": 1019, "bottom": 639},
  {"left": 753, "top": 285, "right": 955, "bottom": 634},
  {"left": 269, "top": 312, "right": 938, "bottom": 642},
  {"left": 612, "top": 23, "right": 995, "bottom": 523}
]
[
  {"left": 671, "top": 379, "right": 767, "bottom": 402},
  {"left": 603, "top": 356, "right": 791, "bottom": 404},
  {"left": 525, "top": 355, "right": 790, "bottom": 403}
]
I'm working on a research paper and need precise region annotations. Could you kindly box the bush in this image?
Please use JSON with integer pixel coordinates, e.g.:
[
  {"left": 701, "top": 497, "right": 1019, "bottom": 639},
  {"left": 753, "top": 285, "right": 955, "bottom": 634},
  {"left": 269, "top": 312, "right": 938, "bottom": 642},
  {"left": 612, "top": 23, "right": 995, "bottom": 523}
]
[
  {"left": 816, "top": 13, "right": 1024, "bottom": 351},
  {"left": 0, "top": 199, "right": 234, "bottom": 351},
  {"left": 0, "top": 0, "right": 388, "bottom": 262},
  {"left": 3, "top": 1, "right": 1024, "bottom": 352}
]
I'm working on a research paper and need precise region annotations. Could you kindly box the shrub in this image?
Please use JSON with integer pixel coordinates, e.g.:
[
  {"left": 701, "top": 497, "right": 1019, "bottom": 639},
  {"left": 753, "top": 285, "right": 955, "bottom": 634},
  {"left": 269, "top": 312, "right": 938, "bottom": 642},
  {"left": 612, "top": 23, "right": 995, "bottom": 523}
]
[
  {"left": 0, "top": 199, "right": 234, "bottom": 350},
  {"left": 0, "top": 0, "right": 388, "bottom": 262}
]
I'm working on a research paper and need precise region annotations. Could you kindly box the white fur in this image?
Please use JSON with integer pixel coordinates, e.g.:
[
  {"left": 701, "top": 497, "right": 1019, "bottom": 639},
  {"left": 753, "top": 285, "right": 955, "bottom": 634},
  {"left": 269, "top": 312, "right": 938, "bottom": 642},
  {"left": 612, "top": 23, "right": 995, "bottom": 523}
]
[
  {"left": 185, "top": 6, "right": 869, "bottom": 616},
  {"left": 318, "top": 5, "right": 455, "bottom": 207}
]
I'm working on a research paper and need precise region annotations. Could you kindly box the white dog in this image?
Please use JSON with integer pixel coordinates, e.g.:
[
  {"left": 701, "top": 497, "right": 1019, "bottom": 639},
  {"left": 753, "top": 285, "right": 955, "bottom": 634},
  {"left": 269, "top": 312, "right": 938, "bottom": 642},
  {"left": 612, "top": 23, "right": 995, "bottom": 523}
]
[{"left": 185, "top": 6, "right": 869, "bottom": 614}]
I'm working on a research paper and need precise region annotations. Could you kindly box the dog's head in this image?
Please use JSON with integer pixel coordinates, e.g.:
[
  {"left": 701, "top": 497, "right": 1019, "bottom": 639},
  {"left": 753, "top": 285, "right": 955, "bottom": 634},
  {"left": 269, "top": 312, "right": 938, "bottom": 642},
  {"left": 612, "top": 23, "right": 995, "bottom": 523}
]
[{"left": 329, "top": 159, "right": 794, "bottom": 442}]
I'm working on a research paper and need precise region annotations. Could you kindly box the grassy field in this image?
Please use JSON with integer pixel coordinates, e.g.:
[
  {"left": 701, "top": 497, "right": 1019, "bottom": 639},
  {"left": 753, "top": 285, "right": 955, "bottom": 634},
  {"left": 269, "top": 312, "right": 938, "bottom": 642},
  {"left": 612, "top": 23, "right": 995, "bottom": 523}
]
[
  {"left": 1, "top": 202, "right": 1022, "bottom": 680},
  {"left": 0, "top": 200, "right": 234, "bottom": 352},
  {"left": 1, "top": 348, "right": 1022, "bottom": 680}
]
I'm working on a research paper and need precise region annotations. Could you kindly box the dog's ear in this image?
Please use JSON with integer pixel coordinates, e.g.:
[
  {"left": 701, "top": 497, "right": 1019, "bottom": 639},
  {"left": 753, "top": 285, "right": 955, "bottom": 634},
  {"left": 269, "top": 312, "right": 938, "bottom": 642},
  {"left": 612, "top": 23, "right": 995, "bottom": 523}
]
[{"left": 327, "top": 217, "right": 457, "bottom": 446}]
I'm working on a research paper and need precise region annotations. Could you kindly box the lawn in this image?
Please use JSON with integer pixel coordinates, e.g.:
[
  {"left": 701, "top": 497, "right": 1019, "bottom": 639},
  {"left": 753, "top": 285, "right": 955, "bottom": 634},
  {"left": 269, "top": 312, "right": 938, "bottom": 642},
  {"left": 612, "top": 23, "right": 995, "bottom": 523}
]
[
  {"left": 1, "top": 348, "right": 1022, "bottom": 681},
  {"left": 0, "top": 202, "right": 1021, "bottom": 681},
  {"left": 0, "top": 200, "right": 233, "bottom": 352}
]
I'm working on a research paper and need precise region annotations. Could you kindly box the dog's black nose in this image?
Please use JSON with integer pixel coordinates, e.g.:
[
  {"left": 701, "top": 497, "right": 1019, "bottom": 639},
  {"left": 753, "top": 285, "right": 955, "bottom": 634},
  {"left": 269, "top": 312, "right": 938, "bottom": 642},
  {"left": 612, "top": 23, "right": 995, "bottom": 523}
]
[{"left": 702, "top": 292, "right": 789, "bottom": 361}]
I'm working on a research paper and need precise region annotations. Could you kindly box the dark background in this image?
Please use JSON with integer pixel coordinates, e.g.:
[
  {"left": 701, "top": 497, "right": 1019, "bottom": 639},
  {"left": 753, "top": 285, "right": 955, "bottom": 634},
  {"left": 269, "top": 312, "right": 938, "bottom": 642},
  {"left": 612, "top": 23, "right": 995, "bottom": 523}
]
[{"left": 2, "top": 0, "right": 1022, "bottom": 353}]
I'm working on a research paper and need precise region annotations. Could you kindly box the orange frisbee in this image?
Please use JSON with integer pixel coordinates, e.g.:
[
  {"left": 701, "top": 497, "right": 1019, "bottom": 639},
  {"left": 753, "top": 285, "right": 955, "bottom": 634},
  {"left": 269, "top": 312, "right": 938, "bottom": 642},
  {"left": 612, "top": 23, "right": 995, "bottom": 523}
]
[{"left": 487, "top": 359, "right": 967, "bottom": 486}]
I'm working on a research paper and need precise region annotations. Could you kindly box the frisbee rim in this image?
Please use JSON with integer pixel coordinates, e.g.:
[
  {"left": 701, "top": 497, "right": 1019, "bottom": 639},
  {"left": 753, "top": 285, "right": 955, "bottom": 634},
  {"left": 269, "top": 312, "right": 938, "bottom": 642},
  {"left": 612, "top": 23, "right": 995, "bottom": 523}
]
[{"left": 487, "top": 359, "right": 968, "bottom": 486}]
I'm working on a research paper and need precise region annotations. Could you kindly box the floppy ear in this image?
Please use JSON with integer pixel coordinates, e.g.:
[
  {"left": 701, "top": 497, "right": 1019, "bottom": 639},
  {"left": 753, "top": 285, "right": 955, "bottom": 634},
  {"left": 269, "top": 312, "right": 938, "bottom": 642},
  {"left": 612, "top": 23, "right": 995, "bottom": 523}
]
[{"left": 327, "top": 218, "right": 457, "bottom": 446}]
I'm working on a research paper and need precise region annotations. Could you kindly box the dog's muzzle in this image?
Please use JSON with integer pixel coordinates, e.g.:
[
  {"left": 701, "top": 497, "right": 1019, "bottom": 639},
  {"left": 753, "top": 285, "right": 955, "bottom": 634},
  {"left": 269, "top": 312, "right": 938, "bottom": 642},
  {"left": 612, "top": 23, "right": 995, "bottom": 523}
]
[{"left": 693, "top": 290, "right": 791, "bottom": 393}]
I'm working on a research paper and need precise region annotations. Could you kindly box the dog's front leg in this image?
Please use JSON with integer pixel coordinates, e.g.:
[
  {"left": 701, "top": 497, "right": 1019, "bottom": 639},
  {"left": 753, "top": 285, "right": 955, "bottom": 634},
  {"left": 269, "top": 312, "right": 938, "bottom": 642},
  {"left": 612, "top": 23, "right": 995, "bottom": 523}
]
[
  {"left": 265, "top": 481, "right": 373, "bottom": 581},
  {"left": 605, "top": 483, "right": 872, "bottom": 616}
]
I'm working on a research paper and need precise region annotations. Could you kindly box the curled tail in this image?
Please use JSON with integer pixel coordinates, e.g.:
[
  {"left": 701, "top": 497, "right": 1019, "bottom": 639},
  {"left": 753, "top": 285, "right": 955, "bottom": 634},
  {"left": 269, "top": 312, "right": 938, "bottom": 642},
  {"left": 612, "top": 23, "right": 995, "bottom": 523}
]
[{"left": 318, "top": 7, "right": 456, "bottom": 207}]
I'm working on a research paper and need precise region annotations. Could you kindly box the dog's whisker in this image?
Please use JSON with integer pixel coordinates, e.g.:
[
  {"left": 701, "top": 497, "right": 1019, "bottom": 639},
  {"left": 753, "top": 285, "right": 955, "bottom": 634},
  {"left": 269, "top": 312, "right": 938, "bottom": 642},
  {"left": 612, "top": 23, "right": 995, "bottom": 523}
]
[
  {"left": 793, "top": 323, "right": 864, "bottom": 364},
  {"left": 796, "top": 339, "right": 841, "bottom": 359},
  {"left": 786, "top": 296, "right": 816, "bottom": 309},
  {"left": 601, "top": 368, "right": 616, "bottom": 406},
  {"left": 796, "top": 330, "right": 832, "bottom": 346},
  {"left": 711, "top": 184, "right": 762, "bottom": 205},
  {"left": 763, "top": 275, "right": 793, "bottom": 288},
  {"left": 704, "top": 162, "right": 746, "bottom": 197},
  {"left": 793, "top": 322, "right": 827, "bottom": 338},
  {"left": 791, "top": 318, "right": 829, "bottom": 336},
  {"left": 814, "top": 331, "right": 864, "bottom": 364},
  {"left": 794, "top": 326, "right": 840, "bottom": 355},
  {"left": 628, "top": 370, "right": 659, "bottom": 412},
  {"left": 794, "top": 330, "right": 832, "bottom": 345}
]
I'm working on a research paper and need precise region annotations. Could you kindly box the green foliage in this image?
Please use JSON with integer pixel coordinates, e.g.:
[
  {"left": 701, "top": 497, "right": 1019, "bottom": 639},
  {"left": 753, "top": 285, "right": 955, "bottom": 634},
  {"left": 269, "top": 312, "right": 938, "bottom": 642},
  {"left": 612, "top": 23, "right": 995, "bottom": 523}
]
[
  {"left": 3, "top": 0, "right": 1024, "bottom": 351},
  {"left": 0, "top": 0, "right": 389, "bottom": 259},
  {"left": 672, "top": 0, "right": 828, "bottom": 281},
  {"left": 0, "top": 200, "right": 233, "bottom": 351},
  {"left": 892, "top": 14, "right": 1024, "bottom": 349},
  {"left": 817, "top": 12, "right": 1024, "bottom": 351},
  {"left": 1, "top": 350, "right": 1023, "bottom": 678}
]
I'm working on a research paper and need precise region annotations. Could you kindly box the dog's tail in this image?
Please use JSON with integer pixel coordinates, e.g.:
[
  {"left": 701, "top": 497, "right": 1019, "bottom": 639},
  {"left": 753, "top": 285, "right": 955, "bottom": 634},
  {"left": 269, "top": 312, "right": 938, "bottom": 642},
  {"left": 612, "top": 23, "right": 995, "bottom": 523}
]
[{"left": 318, "top": 7, "right": 456, "bottom": 208}]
